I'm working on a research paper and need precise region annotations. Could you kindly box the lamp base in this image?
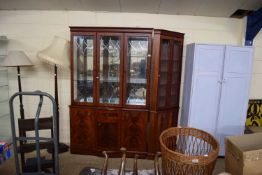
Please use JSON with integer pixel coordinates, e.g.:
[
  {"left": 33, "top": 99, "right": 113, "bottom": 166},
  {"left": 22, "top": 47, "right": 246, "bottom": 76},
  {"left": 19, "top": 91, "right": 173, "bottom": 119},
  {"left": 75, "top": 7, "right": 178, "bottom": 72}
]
[{"left": 47, "top": 142, "right": 69, "bottom": 154}]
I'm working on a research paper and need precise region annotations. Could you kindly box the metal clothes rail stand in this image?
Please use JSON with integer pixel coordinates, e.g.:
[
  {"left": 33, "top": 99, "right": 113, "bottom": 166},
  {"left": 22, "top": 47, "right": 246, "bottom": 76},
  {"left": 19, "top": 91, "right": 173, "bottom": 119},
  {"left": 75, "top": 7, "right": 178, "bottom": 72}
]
[{"left": 9, "top": 91, "right": 59, "bottom": 175}]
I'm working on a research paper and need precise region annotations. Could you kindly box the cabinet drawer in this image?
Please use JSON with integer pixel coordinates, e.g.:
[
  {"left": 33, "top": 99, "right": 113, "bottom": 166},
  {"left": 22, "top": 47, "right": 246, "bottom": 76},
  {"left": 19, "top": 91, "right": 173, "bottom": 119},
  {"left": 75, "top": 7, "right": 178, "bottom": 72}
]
[{"left": 96, "top": 109, "right": 120, "bottom": 118}]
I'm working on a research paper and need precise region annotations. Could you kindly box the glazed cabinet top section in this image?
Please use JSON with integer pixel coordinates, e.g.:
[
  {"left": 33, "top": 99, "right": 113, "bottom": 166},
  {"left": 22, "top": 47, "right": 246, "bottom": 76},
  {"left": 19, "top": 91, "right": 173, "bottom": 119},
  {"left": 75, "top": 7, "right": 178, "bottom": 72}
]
[{"left": 70, "top": 27, "right": 184, "bottom": 110}]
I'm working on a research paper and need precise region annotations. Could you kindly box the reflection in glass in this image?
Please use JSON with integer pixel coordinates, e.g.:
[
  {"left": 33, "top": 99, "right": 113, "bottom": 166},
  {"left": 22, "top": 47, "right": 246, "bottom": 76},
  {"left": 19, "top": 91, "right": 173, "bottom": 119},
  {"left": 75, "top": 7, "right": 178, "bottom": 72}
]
[
  {"left": 158, "top": 39, "right": 170, "bottom": 107},
  {"left": 99, "top": 36, "right": 120, "bottom": 104},
  {"left": 73, "top": 36, "right": 94, "bottom": 102},
  {"left": 126, "top": 37, "right": 148, "bottom": 105}
]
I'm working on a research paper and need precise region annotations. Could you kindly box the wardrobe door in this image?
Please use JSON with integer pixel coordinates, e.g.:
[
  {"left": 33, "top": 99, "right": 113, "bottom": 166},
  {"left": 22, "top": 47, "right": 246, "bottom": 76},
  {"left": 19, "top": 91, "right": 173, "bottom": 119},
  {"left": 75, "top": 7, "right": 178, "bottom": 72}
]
[
  {"left": 189, "top": 45, "right": 224, "bottom": 137},
  {"left": 216, "top": 46, "right": 253, "bottom": 155}
]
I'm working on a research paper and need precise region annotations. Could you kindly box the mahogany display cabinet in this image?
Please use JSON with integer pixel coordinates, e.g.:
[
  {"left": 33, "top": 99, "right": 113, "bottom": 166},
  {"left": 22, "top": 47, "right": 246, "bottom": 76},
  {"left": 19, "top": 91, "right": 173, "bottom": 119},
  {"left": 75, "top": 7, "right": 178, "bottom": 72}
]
[{"left": 69, "top": 27, "right": 184, "bottom": 157}]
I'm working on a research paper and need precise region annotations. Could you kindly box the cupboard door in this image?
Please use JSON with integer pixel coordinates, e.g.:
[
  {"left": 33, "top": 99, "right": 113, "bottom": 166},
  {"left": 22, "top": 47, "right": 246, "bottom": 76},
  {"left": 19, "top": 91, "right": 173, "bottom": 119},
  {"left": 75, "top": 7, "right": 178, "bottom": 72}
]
[
  {"left": 72, "top": 35, "right": 95, "bottom": 104},
  {"left": 169, "top": 41, "right": 183, "bottom": 107},
  {"left": 95, "top": 110, "right": 121, "bottom": 150},
  {"left": 70, "top": 107, "right": 95, "bottom": 152},
  {"left": 122, "top": 110, "right": 148, "bottom": 152},
  {"left": 124, "top": 35, "right": 151, "bottom": 107},
  {"left": 216, "top": 46, "right": 253, "bottom": 155},
  {"left": 97, "top": 34, "right": 123, "bottom": 106},
  {"left": 148, "top": 110, "right": 178, "bottom": 152}
]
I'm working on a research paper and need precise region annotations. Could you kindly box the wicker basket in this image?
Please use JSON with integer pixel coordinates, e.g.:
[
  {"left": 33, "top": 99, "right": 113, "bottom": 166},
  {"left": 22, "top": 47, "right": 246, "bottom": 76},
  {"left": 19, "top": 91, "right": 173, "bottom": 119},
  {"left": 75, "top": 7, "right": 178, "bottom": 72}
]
[{"left": 159, "top": 127, "right": 219, "bottom": 175}]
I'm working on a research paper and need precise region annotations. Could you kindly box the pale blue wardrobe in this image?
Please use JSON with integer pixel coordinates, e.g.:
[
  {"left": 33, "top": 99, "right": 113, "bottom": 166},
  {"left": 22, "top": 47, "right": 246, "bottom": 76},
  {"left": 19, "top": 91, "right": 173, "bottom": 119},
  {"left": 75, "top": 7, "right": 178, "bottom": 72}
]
[{"left": 181, "top": 43, "right": 253, "bottom": 155}]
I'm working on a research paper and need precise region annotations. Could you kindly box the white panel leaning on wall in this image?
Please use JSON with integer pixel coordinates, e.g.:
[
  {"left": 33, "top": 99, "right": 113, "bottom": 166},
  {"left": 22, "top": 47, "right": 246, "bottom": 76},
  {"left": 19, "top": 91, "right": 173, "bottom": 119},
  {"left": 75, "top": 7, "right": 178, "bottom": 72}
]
[{"left": 0, "top": 36, "right": 11, "bottom": 142}]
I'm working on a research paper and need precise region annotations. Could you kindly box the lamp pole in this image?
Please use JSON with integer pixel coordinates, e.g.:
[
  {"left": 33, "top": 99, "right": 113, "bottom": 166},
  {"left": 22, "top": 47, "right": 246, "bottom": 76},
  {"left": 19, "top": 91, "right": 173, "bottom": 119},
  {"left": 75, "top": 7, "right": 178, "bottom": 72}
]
[
  {"left": 54, "top": 64, "right": 59, "bottom": 141},
  {"left": 17, "top": 66, "right": 25, "bottom": 119},
  {"left": 53, "top": 64, "right": 69, "bottom": 153}
]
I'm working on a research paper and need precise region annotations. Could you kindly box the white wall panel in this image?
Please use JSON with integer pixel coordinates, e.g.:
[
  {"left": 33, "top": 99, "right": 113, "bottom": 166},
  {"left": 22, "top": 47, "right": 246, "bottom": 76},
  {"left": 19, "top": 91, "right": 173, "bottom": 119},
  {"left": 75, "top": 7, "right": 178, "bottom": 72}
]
[
  {"left": 120, "top": 0, "right": 159, "bottom": 13},
  {"left": 254, "top": 46, "right": 262, "bottom": 59},
  {"left": 252, "top": 30, "right": 262, "bottom": 99},
  {"left": 253, "top": 60, "right": 262, "bottom": 74},
  {"left": 249, "top": 74, "right": 262, "bottom": 98}
]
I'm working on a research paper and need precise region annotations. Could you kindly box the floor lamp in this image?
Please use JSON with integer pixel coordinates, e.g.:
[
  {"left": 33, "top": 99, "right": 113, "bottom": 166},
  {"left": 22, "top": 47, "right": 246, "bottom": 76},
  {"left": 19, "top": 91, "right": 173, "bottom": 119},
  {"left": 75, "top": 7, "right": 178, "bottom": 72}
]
[
  {"left": 37, "top": 36, "right": 70, "bottom": 153},
  {"left": 0, "top": 50, "right": 34, "bottom": 119}
]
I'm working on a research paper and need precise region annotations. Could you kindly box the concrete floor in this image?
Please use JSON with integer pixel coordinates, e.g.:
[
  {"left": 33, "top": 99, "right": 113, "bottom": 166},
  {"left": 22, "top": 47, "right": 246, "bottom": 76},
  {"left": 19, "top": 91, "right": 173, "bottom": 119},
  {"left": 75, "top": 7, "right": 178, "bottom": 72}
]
[{"left": 0, "top": 149, "right": 225, "bottom": 175}]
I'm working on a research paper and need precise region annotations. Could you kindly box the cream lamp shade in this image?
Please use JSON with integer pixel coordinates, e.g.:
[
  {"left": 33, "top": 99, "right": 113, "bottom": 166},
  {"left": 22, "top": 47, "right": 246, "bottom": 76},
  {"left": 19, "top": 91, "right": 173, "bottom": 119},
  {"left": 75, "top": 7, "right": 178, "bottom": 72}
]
[
  {"left": 37, "top": 36, "right": 70, "bottom": 69},
  {"left": 0, "top": 50, "right": 33, "bottom": 67}
]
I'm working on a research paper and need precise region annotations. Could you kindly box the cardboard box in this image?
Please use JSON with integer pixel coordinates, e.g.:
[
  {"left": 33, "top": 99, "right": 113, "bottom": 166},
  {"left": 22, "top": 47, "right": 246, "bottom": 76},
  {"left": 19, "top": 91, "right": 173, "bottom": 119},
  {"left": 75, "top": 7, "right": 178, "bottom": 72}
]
[
  {"left": 225, "top": 133, "right": 262, "bottom": 175},
  {"left": 246, "top": 126, "right": 262, "bottom": 133}
]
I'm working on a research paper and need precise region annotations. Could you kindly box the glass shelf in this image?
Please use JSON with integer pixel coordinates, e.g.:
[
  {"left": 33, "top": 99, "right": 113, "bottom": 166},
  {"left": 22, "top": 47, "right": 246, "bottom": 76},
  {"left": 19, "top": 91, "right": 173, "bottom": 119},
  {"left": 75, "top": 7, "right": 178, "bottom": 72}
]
[
  {"left": 99, "top": 78, "right": 120, "bottom": 82},
  {"left": 99, "top": 98, "right": 119, "bottom": 104},
  {"left": 74, "top": 77, "right": 94, "bottom": 81},
  {"left": 77, "top": 97, "right": 93, "bottom": 103},
  {"left": 127, "top": 78, "right": 146, "bottom": 84},
  {"left": 126, "top": 98, "right": 146, "bottom": 105}
]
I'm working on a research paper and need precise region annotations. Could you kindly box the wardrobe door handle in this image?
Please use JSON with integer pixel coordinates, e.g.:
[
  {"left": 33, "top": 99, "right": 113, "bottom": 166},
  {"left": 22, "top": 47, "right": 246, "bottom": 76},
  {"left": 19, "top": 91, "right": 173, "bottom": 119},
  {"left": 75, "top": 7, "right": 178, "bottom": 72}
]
[{"left": 218, "top": 79, "right": 226, "bottom": 84}]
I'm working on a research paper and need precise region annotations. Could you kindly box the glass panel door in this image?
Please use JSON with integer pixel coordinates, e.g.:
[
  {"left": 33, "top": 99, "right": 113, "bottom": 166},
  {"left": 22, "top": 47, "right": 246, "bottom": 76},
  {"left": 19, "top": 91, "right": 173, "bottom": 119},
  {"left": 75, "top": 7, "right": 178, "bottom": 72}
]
[
  {"left": 126, "top": 36, "right": 149, "bottom": 106},
  {"left": 99, "top": 35, "right": 121, "bottom": 105},
  {"left": 170, "top": 41, "right": 182, "bottom": 107},
  {"left": 158, "top": 39, "right": 171, "bottom": 108},
  {"left": 73, "top": 35, "right": 94, "bottom": 103}
]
